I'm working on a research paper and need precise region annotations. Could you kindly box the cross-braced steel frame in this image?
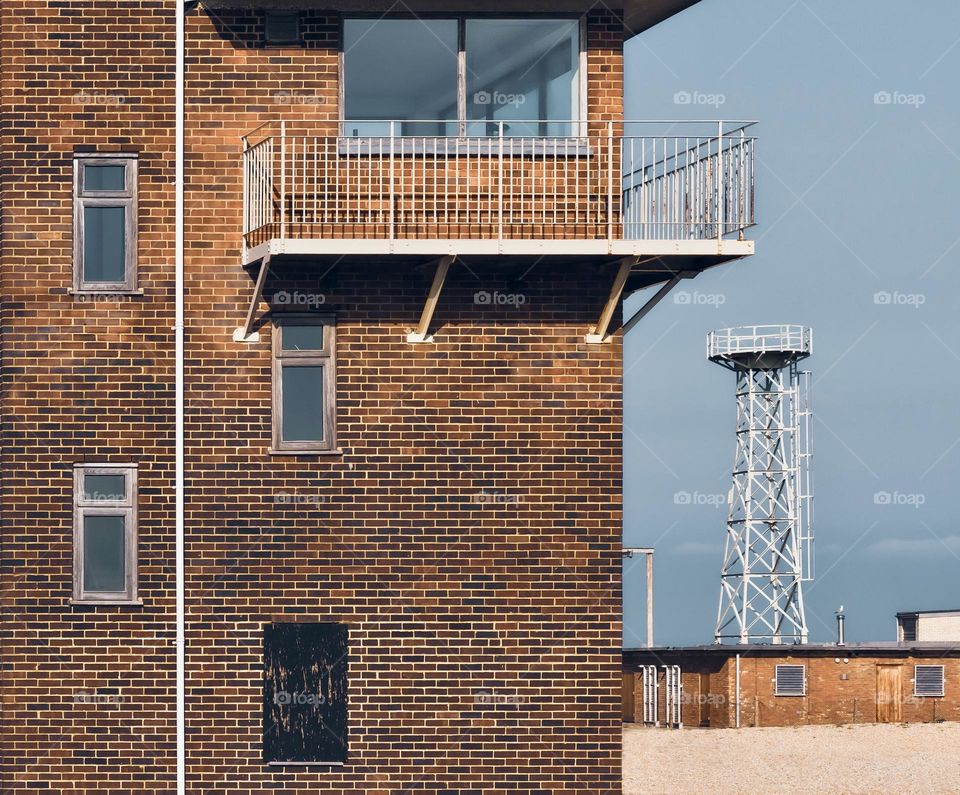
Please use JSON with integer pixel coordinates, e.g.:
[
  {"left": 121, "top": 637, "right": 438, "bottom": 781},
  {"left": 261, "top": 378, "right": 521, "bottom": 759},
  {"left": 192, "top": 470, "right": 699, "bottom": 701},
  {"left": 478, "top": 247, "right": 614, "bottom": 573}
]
[{"left": 708, "top": 326, "right": 813, "bottom": 645}]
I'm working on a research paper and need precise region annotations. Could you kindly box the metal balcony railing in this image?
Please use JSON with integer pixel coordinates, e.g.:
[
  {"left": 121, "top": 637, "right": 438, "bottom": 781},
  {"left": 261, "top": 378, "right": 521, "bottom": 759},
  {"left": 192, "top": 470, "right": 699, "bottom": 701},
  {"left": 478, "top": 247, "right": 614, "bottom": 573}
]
[{"left": 242, "top": 120, "right": 756, "bottom": 254}]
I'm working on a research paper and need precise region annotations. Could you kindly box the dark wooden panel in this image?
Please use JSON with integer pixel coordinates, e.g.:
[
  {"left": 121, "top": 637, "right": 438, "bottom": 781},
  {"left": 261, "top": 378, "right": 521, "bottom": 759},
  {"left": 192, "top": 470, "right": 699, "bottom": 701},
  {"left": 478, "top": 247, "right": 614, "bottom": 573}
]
[{"left": 263, "top": 623, "right": 349, "bottom": 763}]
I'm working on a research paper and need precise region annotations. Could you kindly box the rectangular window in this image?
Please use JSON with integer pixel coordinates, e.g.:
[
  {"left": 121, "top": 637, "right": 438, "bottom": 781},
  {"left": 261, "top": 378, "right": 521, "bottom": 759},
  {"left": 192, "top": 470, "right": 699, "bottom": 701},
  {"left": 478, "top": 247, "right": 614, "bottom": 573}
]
[
  {"left": 73, "top": 464, "right": 138, "bottom": 603},
  {"left": 272, "top": 315, "right": 337, "bottom": 453},
  {"left": 264, "top": 623, "right": 348, "bottom": 765},
  {"left": 343, "top": 17, "right": 583, "bottom": 138},
  {"left": 73, "top": 154, "right": 137, "bottom": 292},
  {"left": 914, "top": 665, "right": 944, "bottom": 697},
  {"left": 774, "top": 664, "right": 806, "bottom": 696},
  {"left": 900, "top": 616, "right": 918, "bottom": 642}
]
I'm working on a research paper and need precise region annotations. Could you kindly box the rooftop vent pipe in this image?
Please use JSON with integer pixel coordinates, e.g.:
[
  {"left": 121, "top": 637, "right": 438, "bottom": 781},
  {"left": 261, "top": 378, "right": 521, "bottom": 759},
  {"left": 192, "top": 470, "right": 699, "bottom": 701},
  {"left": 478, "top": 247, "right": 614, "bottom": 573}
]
[{"left": 836, "top": 606, "right": 846, "bottom": 646}]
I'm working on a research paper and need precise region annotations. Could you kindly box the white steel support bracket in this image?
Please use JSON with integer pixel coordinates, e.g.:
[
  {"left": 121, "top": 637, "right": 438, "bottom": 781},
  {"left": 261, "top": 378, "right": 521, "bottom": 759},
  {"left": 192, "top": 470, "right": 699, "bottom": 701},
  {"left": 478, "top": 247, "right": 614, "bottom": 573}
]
[
  {"left": 407, "top": 255, "right": 456, "bottom": 343},
  {"left": 620, "top": 270, "right": 699, "bottom": 337},
  {"left": 237, "top": 254, "right": 271, "bottom": 342},
  {"left": 585, "top": 256, "right": 639, "bottom": 344}
]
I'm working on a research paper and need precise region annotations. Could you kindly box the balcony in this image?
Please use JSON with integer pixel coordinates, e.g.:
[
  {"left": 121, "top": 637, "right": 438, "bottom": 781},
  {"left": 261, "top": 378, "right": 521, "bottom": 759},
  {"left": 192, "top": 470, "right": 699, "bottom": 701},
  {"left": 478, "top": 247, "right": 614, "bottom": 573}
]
[{"left": 241, "top": 120, "right": 756, "bottom": 279}]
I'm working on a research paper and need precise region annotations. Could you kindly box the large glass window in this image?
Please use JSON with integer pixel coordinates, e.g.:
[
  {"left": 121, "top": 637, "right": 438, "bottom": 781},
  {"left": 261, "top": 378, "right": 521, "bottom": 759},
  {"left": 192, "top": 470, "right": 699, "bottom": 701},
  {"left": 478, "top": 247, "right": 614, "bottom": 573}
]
[
  {"left": 343, "top": 19, "right": 459, "bottom": 137},
  {"left": 73, "top": 464, "right": 138, "bottom": 603},
  {"left": 466, "top": 19, "right": 580, "bottom": 137},
  {"left": 343, "top": 17, "right": 582, "bottom": 137}
]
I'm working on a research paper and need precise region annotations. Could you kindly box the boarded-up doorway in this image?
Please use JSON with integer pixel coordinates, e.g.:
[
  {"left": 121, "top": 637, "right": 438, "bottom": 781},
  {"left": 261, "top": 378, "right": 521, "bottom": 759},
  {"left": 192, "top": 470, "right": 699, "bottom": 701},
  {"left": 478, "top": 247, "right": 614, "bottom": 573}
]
[{"left": 876, "top": 664, "right": 902, "bottom": 723}]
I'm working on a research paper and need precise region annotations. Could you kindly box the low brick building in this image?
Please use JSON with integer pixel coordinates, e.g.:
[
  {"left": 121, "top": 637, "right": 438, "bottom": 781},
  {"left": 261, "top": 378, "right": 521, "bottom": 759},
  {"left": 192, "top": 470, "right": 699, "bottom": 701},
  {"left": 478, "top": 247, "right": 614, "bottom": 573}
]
[{"left": 624, "top": 644, "right": 960, "bottom": 729}]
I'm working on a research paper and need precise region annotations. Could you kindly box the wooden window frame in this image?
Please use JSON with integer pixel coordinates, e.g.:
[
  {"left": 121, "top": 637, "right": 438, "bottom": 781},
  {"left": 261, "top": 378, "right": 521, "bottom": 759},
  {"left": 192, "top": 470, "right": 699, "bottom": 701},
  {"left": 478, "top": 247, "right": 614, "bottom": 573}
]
[
  {"left": 72, "top": 463, "right": 139, "bottom": 604},
  {"left": 774, "top": 664, "right": 806, "bottom": 697},
  {"left": 913, "top": 664, "right": 945, "bottom": 697},
  {"left": 72, "top": 153, "right": 138, "bottom": 294},
  {"left": 271, "top": 314, "right": 338, "bottom": 454}
]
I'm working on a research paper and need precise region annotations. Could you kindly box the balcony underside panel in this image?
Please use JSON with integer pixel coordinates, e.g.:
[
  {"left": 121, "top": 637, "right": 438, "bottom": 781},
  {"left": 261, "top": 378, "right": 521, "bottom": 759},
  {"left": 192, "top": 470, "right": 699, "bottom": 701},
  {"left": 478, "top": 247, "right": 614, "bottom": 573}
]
[{"left": 244, "top": 238, "right": 753, "bottom": 292}]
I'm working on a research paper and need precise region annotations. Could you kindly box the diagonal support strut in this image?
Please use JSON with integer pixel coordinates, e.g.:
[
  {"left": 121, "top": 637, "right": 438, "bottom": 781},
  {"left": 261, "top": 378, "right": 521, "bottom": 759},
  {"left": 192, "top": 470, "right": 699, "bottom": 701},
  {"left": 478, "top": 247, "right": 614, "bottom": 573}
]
[{"left": 407, "top": 255, "right": 456, "bottom": 343}]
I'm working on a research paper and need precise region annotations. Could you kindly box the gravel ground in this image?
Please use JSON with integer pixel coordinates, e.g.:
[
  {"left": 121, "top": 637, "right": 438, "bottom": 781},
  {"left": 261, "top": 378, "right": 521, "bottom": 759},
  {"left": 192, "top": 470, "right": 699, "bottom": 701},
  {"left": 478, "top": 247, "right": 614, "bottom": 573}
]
[{"left": 624, "top": 722, "right": 960, "bottom": 794}]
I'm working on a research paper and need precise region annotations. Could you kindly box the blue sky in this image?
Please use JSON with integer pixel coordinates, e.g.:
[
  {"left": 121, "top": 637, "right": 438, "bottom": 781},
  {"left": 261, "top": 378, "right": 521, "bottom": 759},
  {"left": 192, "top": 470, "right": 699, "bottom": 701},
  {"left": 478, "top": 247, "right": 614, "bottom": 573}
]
[{"left": 622, "top": 0, "right": 960, "bottom": 646}]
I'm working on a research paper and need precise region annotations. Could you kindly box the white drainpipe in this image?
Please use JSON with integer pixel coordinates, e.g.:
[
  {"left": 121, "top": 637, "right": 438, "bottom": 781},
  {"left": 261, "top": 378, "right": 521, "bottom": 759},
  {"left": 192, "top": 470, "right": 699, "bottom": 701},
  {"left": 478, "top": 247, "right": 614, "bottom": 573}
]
[
  {"left": 175, "top": 1, "right": 186, "bottom": 793},
  {"left": 735, "top": 653, "right": 741, "bottom": 728}
]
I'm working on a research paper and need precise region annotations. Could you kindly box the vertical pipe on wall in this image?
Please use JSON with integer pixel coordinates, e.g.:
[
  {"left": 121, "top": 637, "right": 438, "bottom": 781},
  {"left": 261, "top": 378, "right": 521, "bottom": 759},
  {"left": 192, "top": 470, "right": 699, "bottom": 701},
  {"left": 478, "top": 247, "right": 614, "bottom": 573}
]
[
  {"left": 175, "top": 1, "right": 186, "bottom": 792},
  {"left": 735, "top": 653, "right": 741, "bottom": 728}
]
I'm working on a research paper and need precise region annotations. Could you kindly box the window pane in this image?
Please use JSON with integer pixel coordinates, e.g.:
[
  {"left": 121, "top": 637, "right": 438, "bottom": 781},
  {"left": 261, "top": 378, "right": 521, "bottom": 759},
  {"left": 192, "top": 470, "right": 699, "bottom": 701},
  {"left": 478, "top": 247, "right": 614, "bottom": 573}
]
[
  {"left": 84, "top": 474, "right": 126, "bottom": 501},
  {"left": 84, "top": 164, "right": 126, "bottom": 192},
  {"left": 282, "top": 325, "right": 325, "bottom": 352},
  {"left": 83, "top": 206, "right": 126, "bottom": 283},
  {"left": 282, "top": 365, "right": 324, "bottom": 442},
  {"left": 466, "top": 19, "right": 580, "bottom": 137},
  {"left": 344, "top": 19, "right": 458, "bottom": 136},
  {"left": 84, "top": 515, "right": 126, "bottom": 593}
]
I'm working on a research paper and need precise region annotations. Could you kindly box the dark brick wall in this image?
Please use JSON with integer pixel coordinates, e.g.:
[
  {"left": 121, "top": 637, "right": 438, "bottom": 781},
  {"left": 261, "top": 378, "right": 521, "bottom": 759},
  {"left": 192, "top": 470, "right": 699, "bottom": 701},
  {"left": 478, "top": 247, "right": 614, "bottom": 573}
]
[
  {"left": 1, "top": 3, "right": 626, "bottom": 792},
  {"left": 1, "top": 1, "right": 177, "bottom": 793},
  {"left": 183, "top": 7, "right": 624, "bottom": 792}
]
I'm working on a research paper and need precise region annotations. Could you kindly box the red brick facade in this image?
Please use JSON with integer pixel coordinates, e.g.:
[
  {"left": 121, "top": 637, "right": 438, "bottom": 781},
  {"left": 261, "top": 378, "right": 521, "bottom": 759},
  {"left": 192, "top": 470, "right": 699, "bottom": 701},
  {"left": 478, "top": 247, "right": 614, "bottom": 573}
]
[{"left": 2, "top": 3, "right": 626, "bottom": 792}]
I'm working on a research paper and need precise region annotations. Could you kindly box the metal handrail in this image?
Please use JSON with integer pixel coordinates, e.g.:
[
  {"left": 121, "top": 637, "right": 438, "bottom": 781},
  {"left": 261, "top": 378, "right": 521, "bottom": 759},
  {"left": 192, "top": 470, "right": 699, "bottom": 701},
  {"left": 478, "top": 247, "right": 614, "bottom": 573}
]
[{"left": 241, "top": 119, "right": 758, "bottom": 247}]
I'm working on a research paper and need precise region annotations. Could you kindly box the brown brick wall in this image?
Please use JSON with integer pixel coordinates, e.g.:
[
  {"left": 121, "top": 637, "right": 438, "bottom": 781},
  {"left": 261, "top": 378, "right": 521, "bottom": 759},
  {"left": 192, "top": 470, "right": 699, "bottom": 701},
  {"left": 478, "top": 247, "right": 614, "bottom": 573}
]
[
  {"left": 1, "top": 1, "right": 177, "bottom": 793},
  {"left": 1, "top": 3, "right": 627, "bottom": 791},
  {"left": 185, "top": 6, "right": 625, "bottom": 794},
  {"left": 625, "top": 652, "right": 960, "bottom": 729}
]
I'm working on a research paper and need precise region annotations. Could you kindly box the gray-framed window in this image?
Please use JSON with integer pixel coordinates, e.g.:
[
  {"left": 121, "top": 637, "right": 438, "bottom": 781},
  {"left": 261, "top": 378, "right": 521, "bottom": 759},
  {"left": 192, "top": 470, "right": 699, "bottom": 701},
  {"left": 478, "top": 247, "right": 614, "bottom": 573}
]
[
  {"left": 914, "top": 665, "right": 945, "bottom": 697},
  {"left": 774, "top": 664, "right": 806, "bottom": 696},
  {"left": 342, "top": 16, "right": 585, "bottom": 138},
  {"left": 272, "top": 315, "right": 337, "bottom": 453},
  {"left": 265, "top": 11, "right": 301, "bottom": 45},
  {"left": 73, "top": 464, "right": 138, "bottom": 604},
  {"left": 73, "top": 154, "right": 138, "bottom": 293}
]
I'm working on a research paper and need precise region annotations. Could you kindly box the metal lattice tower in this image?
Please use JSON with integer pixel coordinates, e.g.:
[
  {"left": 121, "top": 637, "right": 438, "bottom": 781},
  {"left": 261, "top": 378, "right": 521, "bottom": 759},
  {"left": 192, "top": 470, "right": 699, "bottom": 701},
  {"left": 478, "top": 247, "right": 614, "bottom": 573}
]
[{"left": 708, "top": 325, "right": 814, "bottom": 645}]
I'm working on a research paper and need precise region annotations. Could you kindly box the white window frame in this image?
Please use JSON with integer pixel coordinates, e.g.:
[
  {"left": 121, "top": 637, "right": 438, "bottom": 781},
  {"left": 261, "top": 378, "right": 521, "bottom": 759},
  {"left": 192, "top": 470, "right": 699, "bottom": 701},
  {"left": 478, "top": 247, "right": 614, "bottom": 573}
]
[
  {"left": 913, "top": 664, "right": 945, "bottom": 697},
  {"left": 72, "top": 153, "right": 138, "bottom": 294},
  {"left": 774, "top": 664, "right": 806, "bottom": 697},
  {"left": 72, "top": 463, "right": 138, "bottom": 604}
]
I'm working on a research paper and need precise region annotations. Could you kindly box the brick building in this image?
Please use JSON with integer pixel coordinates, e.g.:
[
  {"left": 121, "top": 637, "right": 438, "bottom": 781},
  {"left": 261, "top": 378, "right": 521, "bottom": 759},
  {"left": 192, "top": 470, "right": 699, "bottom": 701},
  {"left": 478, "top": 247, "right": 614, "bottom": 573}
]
[
  {"left": 1, "top": 1, "right": 755, "bottom": 791},
  {"left": 623, "top": 645, "right": 960, "bottom": 729}
]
